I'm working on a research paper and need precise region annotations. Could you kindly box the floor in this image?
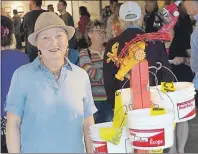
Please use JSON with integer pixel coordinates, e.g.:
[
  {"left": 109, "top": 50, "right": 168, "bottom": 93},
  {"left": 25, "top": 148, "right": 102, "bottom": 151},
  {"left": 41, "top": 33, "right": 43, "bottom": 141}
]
[{"left": 185, "top": 109, "right": 198, "bottom": 153}]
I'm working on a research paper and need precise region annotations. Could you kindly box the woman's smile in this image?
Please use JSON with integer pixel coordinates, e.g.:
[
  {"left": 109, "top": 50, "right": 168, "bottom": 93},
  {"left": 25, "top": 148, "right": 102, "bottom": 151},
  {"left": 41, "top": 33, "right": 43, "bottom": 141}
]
[{"left": 49, "top": 48, "right": 59, "bottom": 52}]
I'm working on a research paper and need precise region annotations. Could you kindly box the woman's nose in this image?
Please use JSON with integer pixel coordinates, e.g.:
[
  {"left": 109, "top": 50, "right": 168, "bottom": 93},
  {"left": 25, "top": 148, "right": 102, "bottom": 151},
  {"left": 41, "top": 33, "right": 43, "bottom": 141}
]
[{"left": 51, "top": 37, "right": 58, "bottom": 46}]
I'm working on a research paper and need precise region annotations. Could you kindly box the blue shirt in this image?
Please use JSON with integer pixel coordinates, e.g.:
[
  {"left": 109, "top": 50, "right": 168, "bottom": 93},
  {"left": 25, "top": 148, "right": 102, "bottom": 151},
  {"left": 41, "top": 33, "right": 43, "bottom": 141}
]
[
  {"left": 1, "top": 49, "right": 29, "bottom": 146},
  {"left": 5, "top": 57, "right": 97, "bottom": 153},
  {"left": 190, "top": 14, "right": 198, "bottom": 89},
  {"left": 190, "top": 14, "right": 198, "bottom": 73}
]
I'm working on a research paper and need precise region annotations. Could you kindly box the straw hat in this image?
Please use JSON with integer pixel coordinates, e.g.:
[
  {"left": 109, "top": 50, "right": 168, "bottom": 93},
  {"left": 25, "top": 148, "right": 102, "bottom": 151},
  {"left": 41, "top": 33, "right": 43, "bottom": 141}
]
[{"left": 28, "top": 12, "right": 75, "bottom": 46}]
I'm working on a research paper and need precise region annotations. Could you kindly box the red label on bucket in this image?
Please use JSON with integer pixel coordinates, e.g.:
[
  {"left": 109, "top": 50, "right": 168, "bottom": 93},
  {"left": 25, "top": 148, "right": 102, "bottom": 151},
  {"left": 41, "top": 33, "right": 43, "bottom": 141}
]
[
  {"left": 92, "top": 141, "right": 108, "bottom": 153},
  {"left": 129, "top": 129, "right": 165, "bottom": 147},
  {"left": 177, "top": 98, "right": 196, "bottom": 120}
]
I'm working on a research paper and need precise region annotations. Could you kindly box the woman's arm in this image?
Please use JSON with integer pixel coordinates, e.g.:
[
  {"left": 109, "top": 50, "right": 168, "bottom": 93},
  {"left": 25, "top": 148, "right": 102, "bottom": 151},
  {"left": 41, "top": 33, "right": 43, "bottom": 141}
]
[
  {"left": 83, "top": 115, "right": 95, "bottom": 153},
  {"left": 4, "top": 69, "right": 26, "bottom": 153},
  {"left": 172, "top": 57, "right": 190, "bottom": 66},
  {"left": 6, "top": 112, "right": 21, "bottom": 153}
]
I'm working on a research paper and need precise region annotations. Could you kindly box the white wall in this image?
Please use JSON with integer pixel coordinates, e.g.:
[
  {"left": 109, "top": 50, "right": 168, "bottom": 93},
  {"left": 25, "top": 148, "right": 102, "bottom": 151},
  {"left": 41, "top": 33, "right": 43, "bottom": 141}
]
[{"left": 2, "top": 1, "right": 30, "bottom": 17}]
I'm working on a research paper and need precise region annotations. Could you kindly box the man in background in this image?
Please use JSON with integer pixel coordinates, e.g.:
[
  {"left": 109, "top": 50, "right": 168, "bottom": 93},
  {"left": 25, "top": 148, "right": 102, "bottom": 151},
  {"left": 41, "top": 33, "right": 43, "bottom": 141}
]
[
  {"left": 57, "top": 0, "right": 76, "bottom": 49},
  {"left": 58, "top": 0, "right": 74, "bottom": 27},
  {"left": 12, "top": 9, "right": 22, "bottom": 49},
  {"left": 21, "top": 0, "right": 46, "bottom": 62}
]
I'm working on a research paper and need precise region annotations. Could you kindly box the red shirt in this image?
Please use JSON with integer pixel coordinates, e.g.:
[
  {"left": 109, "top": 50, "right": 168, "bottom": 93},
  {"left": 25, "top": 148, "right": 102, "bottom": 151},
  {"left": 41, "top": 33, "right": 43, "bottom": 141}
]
[{"left": 78, "top": 15, "right": 90, "bottom": 34}]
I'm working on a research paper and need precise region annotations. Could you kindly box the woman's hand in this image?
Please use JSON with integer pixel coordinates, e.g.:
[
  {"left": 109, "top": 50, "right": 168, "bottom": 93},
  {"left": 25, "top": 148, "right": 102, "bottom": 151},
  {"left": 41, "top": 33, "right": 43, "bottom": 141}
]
[
  {"left": 172, "top": 57, "right": 185, "bottom": 65},
  {"left": 172, "top": 57, "right": 190, "bottom": 66},
  {"left": 83, "top": 115, "right": 95, "bottom": 153}
]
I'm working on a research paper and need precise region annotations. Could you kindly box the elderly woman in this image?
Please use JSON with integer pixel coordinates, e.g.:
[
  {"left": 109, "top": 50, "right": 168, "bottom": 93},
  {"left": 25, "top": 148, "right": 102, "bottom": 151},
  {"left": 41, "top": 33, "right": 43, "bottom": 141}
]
[
  {"left": 1, "top": 15, "right": 29, "bottom": 153},
  {"left": 79, "top": 20, "right": 113, "bottom": 124},
  {"left": 5, "top": 12, "right": 96, "bottom": 153}
]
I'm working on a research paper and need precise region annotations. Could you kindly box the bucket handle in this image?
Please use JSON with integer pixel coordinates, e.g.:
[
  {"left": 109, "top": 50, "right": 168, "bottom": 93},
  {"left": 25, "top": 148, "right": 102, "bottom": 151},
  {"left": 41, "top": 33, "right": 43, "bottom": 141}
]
[
  {"left": 116, "top": 69, "right": 164, "bottom": 112},
  {"left": 149, "top": 70, "right": 176, "bottom": 121},
  {"left": 149, "top": 62, "right": 178, "bottom": 82},
  {"left": 125, "top": 138, "right": 130, "bottom": 153}
]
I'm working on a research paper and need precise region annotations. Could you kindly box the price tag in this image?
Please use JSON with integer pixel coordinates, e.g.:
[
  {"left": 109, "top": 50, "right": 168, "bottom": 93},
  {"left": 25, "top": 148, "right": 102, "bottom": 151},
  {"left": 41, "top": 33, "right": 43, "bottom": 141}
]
[{"left": 161, "top": 82, "right": 176, "bottom": 93}]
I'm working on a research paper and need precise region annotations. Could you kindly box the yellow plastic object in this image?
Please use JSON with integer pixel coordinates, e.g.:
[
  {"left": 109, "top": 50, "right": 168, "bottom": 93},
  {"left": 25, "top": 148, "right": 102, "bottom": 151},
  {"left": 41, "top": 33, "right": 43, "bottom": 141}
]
[
  {"left": 106, "top": 41, "right": 146, "bottom": 81},
  {"left": 149, "top": 149, "right": 163, "bottom": 153},
  {"left": 161, "top": 82, "right": 176, "bottom": 93},
  {"left": 173, "top": 122, "right": 176, "bottom": 128},
  {"left": 113, "top": 92, "right": 126, "bottom": 128},
  {"left": 99, "top": 127, "right": 122, "bottom": 145},
  {"left": 99, "top": 92, "right": 126, "bottom": 145},
  {"left": 106, "top": 42, "right": 119, "bottom": 64},
  {"left": 115, "top": 42, "right": 146, "bottom": 81},
  {"left": 150, "top": 107, "right": 167, "bottom": 116}
]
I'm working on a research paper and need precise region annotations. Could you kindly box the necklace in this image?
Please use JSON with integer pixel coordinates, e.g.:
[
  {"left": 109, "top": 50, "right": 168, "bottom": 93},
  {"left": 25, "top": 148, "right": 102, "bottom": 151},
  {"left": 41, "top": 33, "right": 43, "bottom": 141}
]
[
  {"left": 40, "top": 58, "right": 62, "bottom": 80},
  {"left": 52, "top": 70, "right": 61, "bottom": 80}
]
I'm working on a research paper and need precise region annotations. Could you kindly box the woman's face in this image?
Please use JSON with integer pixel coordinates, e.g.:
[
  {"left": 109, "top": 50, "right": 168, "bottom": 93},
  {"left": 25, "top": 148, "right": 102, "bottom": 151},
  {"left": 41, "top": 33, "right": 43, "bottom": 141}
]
[
  {"left": 88, "top": 26, "right": 106, "bottom": 45},
  {"left": 36, "top": 27, "right": 68, "bottom": 60}
]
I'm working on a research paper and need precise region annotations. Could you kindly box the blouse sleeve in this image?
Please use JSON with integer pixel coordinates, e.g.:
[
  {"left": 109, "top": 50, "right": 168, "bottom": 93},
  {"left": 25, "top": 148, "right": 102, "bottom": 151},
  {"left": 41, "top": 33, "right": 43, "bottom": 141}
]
[
  {"left": 4, "top": 69, "right": 26, "bottom": 117},
  {"left": 83, "top": 72, "right": 97, "bottom": 119}
]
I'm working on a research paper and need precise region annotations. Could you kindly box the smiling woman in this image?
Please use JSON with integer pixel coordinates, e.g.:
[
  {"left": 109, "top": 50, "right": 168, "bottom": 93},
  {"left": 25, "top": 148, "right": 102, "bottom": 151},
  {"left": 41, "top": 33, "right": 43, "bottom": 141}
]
[{"left": 5, "top": 12, "right": 97, "bottom": 153}]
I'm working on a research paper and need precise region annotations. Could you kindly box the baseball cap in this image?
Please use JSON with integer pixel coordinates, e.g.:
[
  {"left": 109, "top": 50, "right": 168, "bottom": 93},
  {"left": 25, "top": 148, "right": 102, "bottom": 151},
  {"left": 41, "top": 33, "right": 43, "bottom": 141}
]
[{"left": 119, "top": 1, "right": 142, "bottom": 21}]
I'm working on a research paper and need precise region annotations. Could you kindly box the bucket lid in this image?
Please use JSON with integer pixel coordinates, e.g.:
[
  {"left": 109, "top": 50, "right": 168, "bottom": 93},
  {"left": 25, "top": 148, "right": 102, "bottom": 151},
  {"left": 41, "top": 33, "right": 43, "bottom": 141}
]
[{"left": 150, "top": 82, "right": 195, "bottom": 95}]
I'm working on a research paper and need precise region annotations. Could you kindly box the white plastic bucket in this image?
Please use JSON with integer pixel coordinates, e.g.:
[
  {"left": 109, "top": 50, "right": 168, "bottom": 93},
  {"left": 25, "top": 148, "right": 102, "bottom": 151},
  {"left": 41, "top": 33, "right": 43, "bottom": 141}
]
[
  {"left": 90, "top": 122, "right": 133, "bottom": 153},
  {"left": 127, "top": 108, "right": 174, "bottom": 150},
  {"left": 116, "top": 88, "right": 132, "bottom": 111},
  {"left": 150, "top": 82, "right": 196, "bottom": 123}
]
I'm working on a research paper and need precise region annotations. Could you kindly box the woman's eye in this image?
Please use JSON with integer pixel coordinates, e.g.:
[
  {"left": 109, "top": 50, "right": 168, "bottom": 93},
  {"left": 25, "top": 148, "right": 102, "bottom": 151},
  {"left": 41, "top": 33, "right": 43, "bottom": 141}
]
[
  {"left": 43, "top": 37, "right": 48, "bottom": 40},
  {"left": 57, "top": 34, "right": 62, "bottom": 38}
]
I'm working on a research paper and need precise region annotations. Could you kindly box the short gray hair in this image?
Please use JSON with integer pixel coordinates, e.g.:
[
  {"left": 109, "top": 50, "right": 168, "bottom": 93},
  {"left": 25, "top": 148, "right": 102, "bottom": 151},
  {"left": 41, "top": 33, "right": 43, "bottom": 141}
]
[{"left": 122, "top": 18, "right": 143, "bottom": 29}]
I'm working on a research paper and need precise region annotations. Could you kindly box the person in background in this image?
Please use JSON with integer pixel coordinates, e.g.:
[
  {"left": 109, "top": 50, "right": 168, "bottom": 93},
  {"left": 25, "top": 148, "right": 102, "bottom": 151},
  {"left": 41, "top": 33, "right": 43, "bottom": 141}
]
[
  {"left": 58, "top": 0, "right": 76, "bottom": 49},
  {"left": 103, "top": 1, "right": 173, "bottom": 110},
  {"left": 12, "top": 9, "right": 22, "bottom": 49},
  {"left": 78, "top": 6, "right": 90, "bottom": 35},
  {"left": 111, "top": 3, "right": 123, "bottom": 38},
  {"left": 105, "top": 0, "right": 118, "bottom": 41},
  {"left": 144, "top": 0, "right": 159, "bottom": 33},
  {"left": 5, "top": 12, "right": 96, "bottom": 153},
  {"left": 101, "top": 5, "right": 112, "bottom": 26},
  {"left": 184, "top": 0, "right": 198, "bottom": 108},
  {"left": 167, "top": 4, "right": 194, "bottom": 153},
  {"left": 76, "top": 6, "right": 91, "bottom": 50},
  {"left": 163, "top": 0, "right": 172, "bottom": 8},
  {"left": 58, "top": 0, "right": 74, "bottom": 27},
  {"left": 79, "top": 20, "right": 113, "bottom": 124},
  {"left": 47, "top": 4, "right": 54, "bottom": 12},
  {"left": 21, "top": 0, "right": 46, "bottom": 62},
  {"left": 1, "top": 15, "right": 29, "bottom": 153}
]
